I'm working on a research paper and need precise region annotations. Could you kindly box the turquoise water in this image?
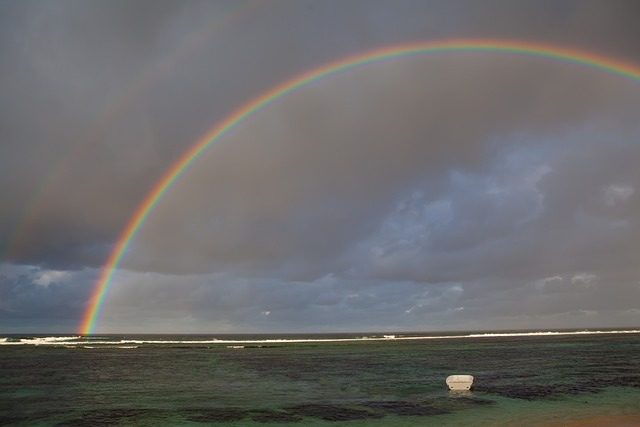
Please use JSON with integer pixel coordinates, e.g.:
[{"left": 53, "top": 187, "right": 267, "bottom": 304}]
[{"left": 1, "top": 331, "right": 639, "bottom": 426}]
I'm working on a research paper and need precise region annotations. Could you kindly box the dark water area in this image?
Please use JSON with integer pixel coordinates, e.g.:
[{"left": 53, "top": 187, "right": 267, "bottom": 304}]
[{"left": 1, "top": 331, "right": 640, "bottom": 426}]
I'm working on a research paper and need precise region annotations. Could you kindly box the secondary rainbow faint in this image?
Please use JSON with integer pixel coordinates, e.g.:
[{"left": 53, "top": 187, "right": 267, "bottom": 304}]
[
  {"left": 0, "top": 0, "right": 262, "bottom": 265},
  {"left": 79, "top": 38, "right": 640, "bottom": 335}
]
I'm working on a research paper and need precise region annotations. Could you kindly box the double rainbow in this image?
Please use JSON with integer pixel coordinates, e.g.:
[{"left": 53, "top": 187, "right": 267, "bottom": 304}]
[{"left": 79, "top": 39, "right": 640, "bottom": 335}]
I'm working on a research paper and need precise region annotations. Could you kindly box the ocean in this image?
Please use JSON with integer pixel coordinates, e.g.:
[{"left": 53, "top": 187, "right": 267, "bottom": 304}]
[{"left": 1, "top": 330, "right": 639, "bottom": 426}]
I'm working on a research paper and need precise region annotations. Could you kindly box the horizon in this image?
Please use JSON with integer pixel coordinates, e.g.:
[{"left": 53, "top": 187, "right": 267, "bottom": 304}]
[
  {"left": 2, "top": 1, "right": 640, "bottom": 334},
  {"left": 4, "top": 327, "right": 640, "bottom": 338}
]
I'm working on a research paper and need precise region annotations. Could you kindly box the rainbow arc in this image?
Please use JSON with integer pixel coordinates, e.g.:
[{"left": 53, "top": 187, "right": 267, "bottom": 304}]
[{"left": 79, "top": 39, "right": 640, "bottom": 335}]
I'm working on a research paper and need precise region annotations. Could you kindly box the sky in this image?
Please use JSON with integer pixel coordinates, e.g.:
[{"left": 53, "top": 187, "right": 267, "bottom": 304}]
[{"left": 1, "top": 0, "right": 640, "bottom": 334}]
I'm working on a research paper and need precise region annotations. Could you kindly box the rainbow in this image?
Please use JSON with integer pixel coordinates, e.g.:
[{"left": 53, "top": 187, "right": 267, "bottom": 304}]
[{"left": 79, "top": 39, "right": 640, "bottom": 335}]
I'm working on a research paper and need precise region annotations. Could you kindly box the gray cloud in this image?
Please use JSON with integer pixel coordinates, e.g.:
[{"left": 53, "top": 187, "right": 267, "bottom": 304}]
[
  {"left": 0, "top": 263, "right": 95, "bottom": 332},
  {"left": 1, "top": 0, "right": 639, "bottom": 332}
]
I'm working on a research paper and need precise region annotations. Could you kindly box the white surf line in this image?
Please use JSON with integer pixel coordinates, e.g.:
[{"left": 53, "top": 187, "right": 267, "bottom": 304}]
[{"left": 2, "top": 330, "right": 639, "bottom": 345}]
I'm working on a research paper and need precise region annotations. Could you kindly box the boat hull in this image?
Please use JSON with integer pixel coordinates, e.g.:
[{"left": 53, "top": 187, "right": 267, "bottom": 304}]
[{"left": 446, "top": 374, "right": 474, "bottom": 391}]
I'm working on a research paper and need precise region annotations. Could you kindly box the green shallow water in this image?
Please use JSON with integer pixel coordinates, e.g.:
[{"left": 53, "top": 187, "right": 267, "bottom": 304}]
[{"left": 1, "top": 333, "right": 639, "bottom": 426}]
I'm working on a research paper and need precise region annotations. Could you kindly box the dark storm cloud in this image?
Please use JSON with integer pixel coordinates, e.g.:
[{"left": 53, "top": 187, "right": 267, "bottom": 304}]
[
  {"left": 1, "top": 0, "right": 639, "bottom": 332},
  {"left": 0, "top": 264, "right": 94, "bottom": 332}
]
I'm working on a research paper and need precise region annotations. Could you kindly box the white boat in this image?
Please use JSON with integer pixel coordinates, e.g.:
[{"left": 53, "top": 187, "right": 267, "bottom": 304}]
[{"left": 446, "top": 374, "right": 474, "bottom": 391}]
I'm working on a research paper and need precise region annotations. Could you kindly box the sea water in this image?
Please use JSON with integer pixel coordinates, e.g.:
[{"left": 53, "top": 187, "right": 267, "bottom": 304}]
[{"left": 1, "top": 330, "right": 639, "bottom": 426}]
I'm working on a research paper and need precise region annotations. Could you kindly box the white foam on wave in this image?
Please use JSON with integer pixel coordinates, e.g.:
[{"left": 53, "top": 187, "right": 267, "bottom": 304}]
[
  {"left": 464, "top": 330, "right": 640, "bottom": 338},
  {"left": 0, "top": 336, "right": 82, "bottom": 346},
  {"left": 1, "top": 330, "right": 638, "bottom": 346},
  {"left": 82, "top": 345, "right": 139, "bottom": 349}
]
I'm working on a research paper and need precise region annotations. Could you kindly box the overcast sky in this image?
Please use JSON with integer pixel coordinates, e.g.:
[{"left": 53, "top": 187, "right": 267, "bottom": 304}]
[{"left": 1, "top": 0, "right": 640, "bottom": 334}]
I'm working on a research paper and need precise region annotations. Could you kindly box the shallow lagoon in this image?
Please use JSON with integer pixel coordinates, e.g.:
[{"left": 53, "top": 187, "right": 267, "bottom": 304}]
[{"left": 2, "top": 331, "right": 639, "bottom": 426}]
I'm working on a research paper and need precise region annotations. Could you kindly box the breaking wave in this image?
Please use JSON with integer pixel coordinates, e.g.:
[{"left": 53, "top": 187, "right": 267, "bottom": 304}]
[{"left": 1, "top": 329, "right": 639, "bottom": 347}]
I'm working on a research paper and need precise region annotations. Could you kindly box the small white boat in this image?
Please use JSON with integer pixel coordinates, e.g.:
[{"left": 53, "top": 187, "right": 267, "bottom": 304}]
[{"left": 446, "top": 374, "right": 474, "bottom": 391}]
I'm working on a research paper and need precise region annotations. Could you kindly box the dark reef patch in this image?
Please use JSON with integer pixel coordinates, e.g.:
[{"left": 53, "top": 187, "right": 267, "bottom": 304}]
[
  {"left": 185, "top": 408, "right": 246, "bottom": 423},
  {"left": 286, "top": 404, "right": 384, "bottom": 421},
  {"left": 56, "top": 409, "right": 157, "bottom": 426},
  {"left": 250, "top": 410, "right": 303, "bottom": 423},
  {"left": 363, "top": 400, "right": 450, "bottom": 416},
  {"left": 475, "top": 374, "right": 640, "bottom": 400}
]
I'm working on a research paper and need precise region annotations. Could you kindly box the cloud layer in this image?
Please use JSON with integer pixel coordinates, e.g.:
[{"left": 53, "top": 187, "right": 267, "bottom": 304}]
[{"left": 1, "top": 0, "right": 639, "bottom": 333}]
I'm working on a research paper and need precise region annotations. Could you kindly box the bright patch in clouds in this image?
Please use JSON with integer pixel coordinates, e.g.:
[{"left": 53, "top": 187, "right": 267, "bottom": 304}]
[
  {"left": 571, "top": 272, "right": 599, "bottom": 288},
  {"left": 603, "top": 184, "right": 634, "bottom": 206},
  {"left": 33, "top": 269, "right": 71, "bottom": 287}
]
